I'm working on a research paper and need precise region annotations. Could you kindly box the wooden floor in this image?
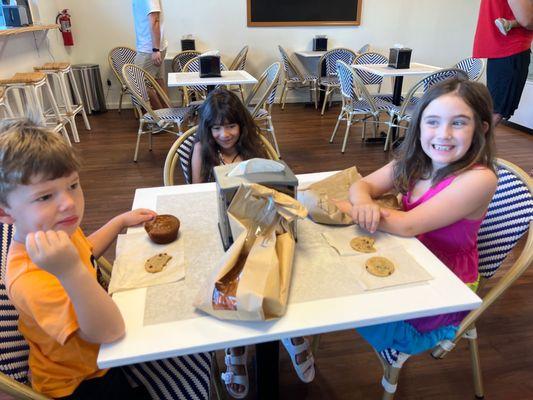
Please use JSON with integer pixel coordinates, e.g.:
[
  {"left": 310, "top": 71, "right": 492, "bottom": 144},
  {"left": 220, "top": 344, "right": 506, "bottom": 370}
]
[{"left": 2, "top": 103, "right": 532, "bottom": 399}]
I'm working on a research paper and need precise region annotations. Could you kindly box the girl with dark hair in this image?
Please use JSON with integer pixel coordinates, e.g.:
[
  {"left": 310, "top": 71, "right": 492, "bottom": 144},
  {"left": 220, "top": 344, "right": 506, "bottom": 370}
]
[
  {"left": 190, "top": 88, "right": 315, "bottom": 398},
  {"left": 341, "top": 78, "right": 498, "bottom": 356},
  {"left": 191, "top": 88, "right": 268, "bottom": 183}
]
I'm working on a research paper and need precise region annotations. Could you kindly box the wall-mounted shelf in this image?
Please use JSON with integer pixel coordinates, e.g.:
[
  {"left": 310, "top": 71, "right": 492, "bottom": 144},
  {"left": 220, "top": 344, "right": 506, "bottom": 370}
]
[{"left": 0, "top": 24, "right": 58, "bottom": 37}]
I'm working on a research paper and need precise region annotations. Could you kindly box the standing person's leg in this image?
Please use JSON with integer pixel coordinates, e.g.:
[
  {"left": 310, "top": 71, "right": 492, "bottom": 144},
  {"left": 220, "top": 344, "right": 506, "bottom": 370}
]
[
  {"left": 487, "top": 49, "right": 531, "bottom": 126},
  {"left": 134, "top": 51, "right": 166, "bottom": 110}
]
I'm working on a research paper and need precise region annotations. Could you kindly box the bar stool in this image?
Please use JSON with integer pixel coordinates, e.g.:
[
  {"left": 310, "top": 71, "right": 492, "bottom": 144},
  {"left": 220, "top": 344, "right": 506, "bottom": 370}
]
[
  {"left": 0, "top": 87, "right": 14, "bottom": 118},
  {"left": 34, "top": 62, "right": 91, "bottom": 143},
  {"left": 0, "top": 72, "right": 71, "bottom": 145}
]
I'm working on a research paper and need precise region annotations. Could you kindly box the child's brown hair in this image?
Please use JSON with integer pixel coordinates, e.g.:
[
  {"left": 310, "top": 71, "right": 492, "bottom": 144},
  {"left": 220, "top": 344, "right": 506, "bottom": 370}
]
[{"left": 0, "top": 118, "right": 81, "bottom": 205}]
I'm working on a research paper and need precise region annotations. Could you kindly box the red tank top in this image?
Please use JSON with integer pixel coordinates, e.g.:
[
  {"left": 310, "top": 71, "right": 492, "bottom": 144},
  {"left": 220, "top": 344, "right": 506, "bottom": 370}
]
[{"left": 473, "top": 0, "right": 533, "bottom": 58}]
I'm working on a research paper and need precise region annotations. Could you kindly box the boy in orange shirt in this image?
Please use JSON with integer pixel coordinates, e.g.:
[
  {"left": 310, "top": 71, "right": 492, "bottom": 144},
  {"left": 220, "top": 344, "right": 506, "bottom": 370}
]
[{"left": 0, "top": 119, "right": 155, "bottom": 399}]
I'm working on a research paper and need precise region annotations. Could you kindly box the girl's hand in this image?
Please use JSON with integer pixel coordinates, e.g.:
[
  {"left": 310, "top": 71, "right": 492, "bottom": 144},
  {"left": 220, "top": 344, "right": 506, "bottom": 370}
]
[
  {"left": 119, "top": 209, "right": 157, "bottom": 229},
  {"left": 26, "top": 230, "right": 81, "bottom": 278},
  {"left": 351, "top": 202, "right": 390, "bottom": 233}
]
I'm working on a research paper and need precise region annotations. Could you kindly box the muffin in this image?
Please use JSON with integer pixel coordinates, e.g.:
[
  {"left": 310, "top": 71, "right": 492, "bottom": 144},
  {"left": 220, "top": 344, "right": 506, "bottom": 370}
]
[{"left": 144, "top": 214, "right": 180, "bottom": 244}]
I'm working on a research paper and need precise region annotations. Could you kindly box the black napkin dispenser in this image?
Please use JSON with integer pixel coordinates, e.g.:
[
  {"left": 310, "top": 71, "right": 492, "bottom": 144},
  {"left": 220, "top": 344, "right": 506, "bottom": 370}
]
[
  {"left": 199, "top": 55, "right": 221, "bottom": 78},
  {"left": 313, "top": 37, "right": 328, "bottom": 52},
  {"left": 181, "top": 39, "right": 196, "bottom": 51},
  {"left": 388, "top": 47, "right": 412, "bottom": 69}
]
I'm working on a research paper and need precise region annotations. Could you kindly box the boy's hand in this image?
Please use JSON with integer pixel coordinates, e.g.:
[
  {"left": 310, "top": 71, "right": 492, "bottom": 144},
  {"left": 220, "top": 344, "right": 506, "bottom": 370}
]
[
  {"left": 118, "top": 208, "right": 157, "bottom": 229},
  {"left": 26, "top": 230, "right": 81, "bottom": 278}
]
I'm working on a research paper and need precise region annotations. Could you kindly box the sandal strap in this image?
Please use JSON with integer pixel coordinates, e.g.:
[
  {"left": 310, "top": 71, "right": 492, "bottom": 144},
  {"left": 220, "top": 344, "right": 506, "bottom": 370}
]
[
  {"left": 282, "top": 337, "right": 310, "bottom": 355},
  {"left": 224, "top": 353, "right": 247, "bottom": 366},
  {"left": 295, "top": 355, "right": 315, "bottom": 373},
  {"left": 221, "top": 371, "right": 247, "bottom": 386}
]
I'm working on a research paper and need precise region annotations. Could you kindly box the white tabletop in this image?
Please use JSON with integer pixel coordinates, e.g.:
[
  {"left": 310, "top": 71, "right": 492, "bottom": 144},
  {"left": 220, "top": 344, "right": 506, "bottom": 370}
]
[
  {"left": 97, "top": 171, "right": 481, "bottom": 368},
  {"left": 294, "top": 51, "right": 327, "bottom": 58},
  {"left": 352, "top": 62, "right": 441, "bottom": 77},
  {"left": 167, "top": 70, "right": 257, "bottom": 87}
]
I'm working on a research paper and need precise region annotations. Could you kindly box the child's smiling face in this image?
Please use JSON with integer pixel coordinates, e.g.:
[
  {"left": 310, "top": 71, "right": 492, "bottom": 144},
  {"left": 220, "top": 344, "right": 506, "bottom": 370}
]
[
  {"left": 211, "top": 120, "right": 240, "bottom": 151},
  {"left": 1, "top": 171, "right": 84, "bottom": 242},
  {"left": 420, "top": 93, "right": 481, "bottom": 170}
]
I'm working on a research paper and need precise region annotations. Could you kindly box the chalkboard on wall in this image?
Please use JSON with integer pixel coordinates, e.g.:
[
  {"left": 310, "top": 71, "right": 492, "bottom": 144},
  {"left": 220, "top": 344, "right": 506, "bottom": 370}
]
[{"left": 247, "top": 0, "right": 362, "bottom": 27}]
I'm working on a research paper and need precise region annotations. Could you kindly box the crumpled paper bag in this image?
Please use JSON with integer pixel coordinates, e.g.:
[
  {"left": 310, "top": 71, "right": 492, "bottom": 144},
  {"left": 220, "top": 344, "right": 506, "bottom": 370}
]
[
  {"left": 298, "top": 167, "right": 401, "bottom": 225},
  {"left": 195, "top": 183, "right": 307, "bottom": 320}
]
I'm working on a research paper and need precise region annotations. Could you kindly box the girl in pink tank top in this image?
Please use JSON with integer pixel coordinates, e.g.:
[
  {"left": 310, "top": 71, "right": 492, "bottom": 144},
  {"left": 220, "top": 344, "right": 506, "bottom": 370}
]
[{"left": 344, "top": 78, "right": 498, "bottom": 355}]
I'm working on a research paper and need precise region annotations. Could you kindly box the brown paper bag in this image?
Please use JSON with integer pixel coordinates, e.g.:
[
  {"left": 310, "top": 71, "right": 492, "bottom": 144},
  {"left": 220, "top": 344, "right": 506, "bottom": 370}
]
[
  {"left": 299, "top": 167, "right": 401, "bottom": 225},
  {"left": 194, "top": 183, "right": 307, "bottom": 321}
]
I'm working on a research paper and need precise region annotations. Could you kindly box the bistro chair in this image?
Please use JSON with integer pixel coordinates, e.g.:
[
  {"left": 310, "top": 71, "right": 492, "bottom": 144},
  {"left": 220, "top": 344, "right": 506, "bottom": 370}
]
[
  {"left": 375, "top": 158, "right": 533, "bottom": 399},
  {"left": 244, "top": 62, "right": 281, "bottom": 156},
  {"left": 163, "top": 125, "right": 279, "bottom": 186},
  {"left": 0, "top": 87, "right": 14, "bottom": 118},
  {"left": 356, "top": 43, "right": 371, "bottom": 55},
  {"left": 453, "top": 57, "right": 485, "bottom": 81},
  {"left": 122, "top": 63, "right": 191, "bottom": 162},
  {"left": 182, "top": 57, "right": 229, "bottom": 105},
  {"left": 171, "top": 50, "right": 202, "bottom": 105},
  {"left": 330, "top": 60, "right": 395, "bottom": 153},
  {"left": 228, "top": 45, "right": 249, "bottom": 101},
  {"left": 353, "top": 52, "right": 389, "bottom": 94},
  {"left": 383, "top": 68, "right": 468, "bottom": 151},
  {"left": 278, "top": 45, "right": 318, "bottom": 110},
  {"left": 0, "top": 222, "right": 212, "bottom": 400},
  {"left": 317, "top": 48, "right": 357, "bottom": 115},
  {"left": 108, "top": 46, "right": 137, "bottom": 114}
]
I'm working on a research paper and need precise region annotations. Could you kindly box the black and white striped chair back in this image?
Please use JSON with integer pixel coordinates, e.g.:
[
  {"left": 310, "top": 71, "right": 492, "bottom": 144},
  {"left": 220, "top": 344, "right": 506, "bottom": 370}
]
[
  {"left": 477, "top": 162, "right": 533, "bottom": 278},
  {"left": 229, "top": 46, "right": 248, "bottom": 71},
  {"left": 122, "top": 63, "right": 151, "bottom": 109},
  {"left": 357, "top": 43, "right": 371, "bottom": 54},
  {"left": 264, "top": 62, "right": 281, "bottom": 105},
  {"left": 323, "top": 48, "right": 356, "bottom": 77},
  {"left": 354, "top": 52, "right": 388, "bottom": 85},
  {"left": 178, "top": 134, "right": 197, "bottom": 184},
  {"left": 0, "top": 223, "right": 30, "bottom": 384},
  {"left": 337, "top": 60, "right": 356, "bottom": 100},
  {"left": 453, "top": 57, "right": 485, "bottom": 81},
  {"left": 109, "top": 46, "right": 136, "bottom": 86},
  {"left": 421, "top": 68, "right": 468, "bottom": 92},
  {"left": 171, "top": 50, "right": 201, "bottom": 73},
  {"left": 278, "top": 46, "right": 301, "bottom": 81}
]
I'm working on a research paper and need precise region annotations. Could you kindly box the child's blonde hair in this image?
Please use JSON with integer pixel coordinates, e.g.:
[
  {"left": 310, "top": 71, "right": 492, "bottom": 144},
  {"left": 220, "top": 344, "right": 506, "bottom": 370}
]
[{"left": 0, "top": 118, "right": 81, "bottom": 205}]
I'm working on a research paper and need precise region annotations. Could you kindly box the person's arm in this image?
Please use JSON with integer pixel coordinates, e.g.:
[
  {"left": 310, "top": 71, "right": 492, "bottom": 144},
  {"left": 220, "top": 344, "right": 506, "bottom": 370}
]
[
  {"left": 348, "top": 161, "right": 396, "bottom": 232},
  {"left": 25, "top": 230, "right": 124, "bottom": 343},
  {"left": 191, "top": 142, "right": 203, "bottom": 184},
  {"left": 378, "top": 168, "right": 497, "bottom": 237},
  {"left": 88, "top": 209, "right": 156, "bottom": 257},
  {"left": 508, "top": 0, "right": 533, "bottom": 29},
  {"left": 149, "top": 11, "right": 162, "bottom": 65}
]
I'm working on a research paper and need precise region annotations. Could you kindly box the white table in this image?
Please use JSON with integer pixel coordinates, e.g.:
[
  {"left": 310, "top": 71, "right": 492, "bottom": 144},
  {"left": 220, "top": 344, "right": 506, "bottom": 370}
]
[
  {"left": 167, "top": 70, "right": 257, "bottom": 93},
  {"left": 98, "top": 171, "right": 480, "bottom": 374},
  {"left": 352, "top": 62, "right": 441, "bottom": 106}
]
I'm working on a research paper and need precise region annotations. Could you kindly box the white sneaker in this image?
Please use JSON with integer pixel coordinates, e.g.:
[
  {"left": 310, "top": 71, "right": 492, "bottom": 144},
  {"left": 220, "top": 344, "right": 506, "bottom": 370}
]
[{"left": 494, "top": 18, "right": 511, "bottom": 36}]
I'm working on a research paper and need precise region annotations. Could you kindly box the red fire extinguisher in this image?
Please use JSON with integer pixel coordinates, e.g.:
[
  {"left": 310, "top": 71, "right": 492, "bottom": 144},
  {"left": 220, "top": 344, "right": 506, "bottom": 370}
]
[{"left": 56, "top": 9, "right": 74, "bottom": 46}]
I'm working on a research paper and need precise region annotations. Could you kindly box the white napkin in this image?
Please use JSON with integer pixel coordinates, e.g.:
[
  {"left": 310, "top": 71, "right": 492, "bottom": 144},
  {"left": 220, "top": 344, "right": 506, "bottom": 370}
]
[
  {"left": 321, "top": 226, "right": 401, "bottom": 256},
  {"left": 226, "top": 158, "right": 285, "bottom": 177},
  {"left": 108, "top": 231, "right": 185, "bottom": 294},
  {"left": 347, "top": 246, "right": 433, "bottom": 291}
]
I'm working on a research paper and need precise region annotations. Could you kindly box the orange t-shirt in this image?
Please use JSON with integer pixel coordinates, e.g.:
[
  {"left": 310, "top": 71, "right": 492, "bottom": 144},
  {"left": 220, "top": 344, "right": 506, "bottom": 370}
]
[{"left": 6, "top": 228, "right": 107, "bottom": 398}]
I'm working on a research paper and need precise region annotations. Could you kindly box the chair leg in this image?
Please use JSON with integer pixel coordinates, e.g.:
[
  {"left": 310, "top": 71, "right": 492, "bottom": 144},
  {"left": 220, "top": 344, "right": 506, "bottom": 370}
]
[
  {"left": 238, "top": 85, "right": 245, "bottom": 103},
  {"left": 341, "top": 113, "right": 354, "bottom": 153},
  {"left": 68, "top": 70, "right": 91, "bottom": 130},
  {"left": 468, "top": 335, "right": 484, "bottom": 399},
  {"left": 330, "top": 109, "right": 344, "bottom": 143},
  {"left": 311, "top": 335, "right": 321, "bottom": 354},
  {"left": 118, "top": 90, "right": 124, "bottom": 114},
  {"left": 321, "top": 87, "right": 331, "bottom": 115},
  {"left": 267, "top": 116, "right": 281, "bottom": 156},
  {"left": 280, "top": 81, "right": 288, "bottom": 110},
  {"left": 134, "top": 121, "right": 144, "bottom": 162}
]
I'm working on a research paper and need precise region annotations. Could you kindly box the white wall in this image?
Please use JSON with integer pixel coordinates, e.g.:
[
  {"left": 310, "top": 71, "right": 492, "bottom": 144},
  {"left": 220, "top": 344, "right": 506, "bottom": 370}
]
[{"left": 2, "top": 0, "right": 481, "bottom": 108}]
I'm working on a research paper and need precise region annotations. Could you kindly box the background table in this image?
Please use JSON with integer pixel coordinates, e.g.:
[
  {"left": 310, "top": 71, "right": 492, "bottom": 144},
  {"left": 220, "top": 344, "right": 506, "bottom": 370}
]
[
  {"left": 98, "top": 172, "right": 481, "bottom": 397},
  {"left": 167, "top": 70, "right": 257, "bottom": 93}
]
